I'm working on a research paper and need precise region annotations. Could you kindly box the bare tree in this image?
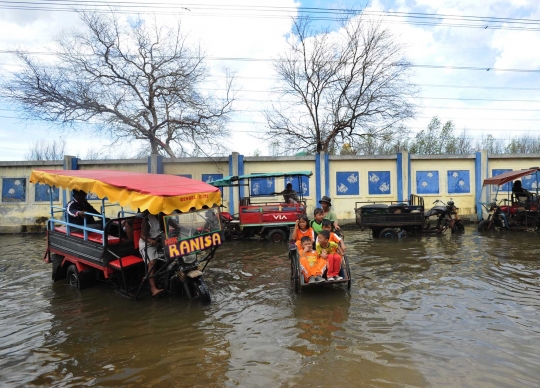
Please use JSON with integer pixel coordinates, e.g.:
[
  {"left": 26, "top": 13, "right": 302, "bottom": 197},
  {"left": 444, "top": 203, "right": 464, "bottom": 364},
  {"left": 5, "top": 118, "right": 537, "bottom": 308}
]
[
  {"left": 3, "top": 12, "right": 235, "bottom": 157},
  {"left": 262, "top": 16, "right": 416, "bottom": 154},
  {"left": 25, "top": 138, "right": 66, "bottom": 161}
]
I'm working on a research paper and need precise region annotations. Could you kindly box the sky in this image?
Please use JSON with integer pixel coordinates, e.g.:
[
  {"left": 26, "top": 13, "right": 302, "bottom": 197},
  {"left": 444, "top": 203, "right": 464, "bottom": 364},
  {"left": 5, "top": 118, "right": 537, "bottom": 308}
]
[{"left": 0, "top": 0, "right": 539, "bottom": 161}]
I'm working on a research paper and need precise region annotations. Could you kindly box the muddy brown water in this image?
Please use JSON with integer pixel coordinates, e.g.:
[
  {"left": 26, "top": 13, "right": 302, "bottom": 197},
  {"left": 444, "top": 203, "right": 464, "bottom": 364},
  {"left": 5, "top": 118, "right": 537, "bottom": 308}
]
[{"left": 1, "top": 227, "right": 540, "bottom": 387}]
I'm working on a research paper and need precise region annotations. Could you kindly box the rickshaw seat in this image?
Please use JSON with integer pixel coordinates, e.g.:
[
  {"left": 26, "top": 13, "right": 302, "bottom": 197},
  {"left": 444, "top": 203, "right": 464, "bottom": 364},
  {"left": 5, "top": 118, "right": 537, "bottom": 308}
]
[
  {"left": 108, "top": 255, "right": 144, "bottom": 270},
  {"left": 132, "top": 217, "right": 143, "bottom": 249},
  {"left": 53, "top": 226, "right": 120, "bottom": 245}
]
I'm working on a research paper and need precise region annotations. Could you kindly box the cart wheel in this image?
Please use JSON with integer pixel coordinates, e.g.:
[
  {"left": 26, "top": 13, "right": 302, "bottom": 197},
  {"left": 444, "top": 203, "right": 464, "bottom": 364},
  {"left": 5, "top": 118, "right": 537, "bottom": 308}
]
[
  {"left": 344, "top": 256, "right": 352, "bottom": 290},
  {"left": 478, "top": 220, "right": 495, "bottom": 232},
  {"left": 379, "top": 228, "right": 399, "bottom": 239},
  {"left": 267, "top": 229, "right": 287, "bottom": 243},
  {"left": 191, "top": 278, "right": 211, "bottom": 305},
  {"left": 452, "top": 221, "right": 465, "bottom": 233},
  {"left": 66, "top": 264, "right": 81, "bottom": 290},
  {"left": 290, "top": 252, "right": 301, "bottom": 293}
]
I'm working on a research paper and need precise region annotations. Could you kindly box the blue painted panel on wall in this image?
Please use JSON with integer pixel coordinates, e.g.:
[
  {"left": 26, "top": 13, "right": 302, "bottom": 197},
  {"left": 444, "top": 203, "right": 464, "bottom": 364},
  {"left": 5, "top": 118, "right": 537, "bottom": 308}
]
[
  {"left": 520, "top": 171, "right": 538, "bottom": 190},
  {"left": 202, "top": 174, "right": 223, "bottom": 184},
  {"left": 368, "top": 171, "right": 391, "bottom": 195},
  {"left": 416, "top": 171, "right": 439, "bottom": 194},
  {"left": 251, "top": 174, "right": 275, "bottom": 196},
  {"left": 447, "top": 170, "right": 470, "bottom": 194},
  {"left": 336, "top": 172, "right": 359, "bottom": 195},
  {"left": 2, "top": 178, "right": 26, "bottom": 202},
  {"left": 35, "top": 184, "right": 60, "bottom": 202},
  {"left": 285, "top": 175, "right": 310, "bottom": 196},
  {"left": 492, "top": 169, "right": 512, "bottom": 192}
]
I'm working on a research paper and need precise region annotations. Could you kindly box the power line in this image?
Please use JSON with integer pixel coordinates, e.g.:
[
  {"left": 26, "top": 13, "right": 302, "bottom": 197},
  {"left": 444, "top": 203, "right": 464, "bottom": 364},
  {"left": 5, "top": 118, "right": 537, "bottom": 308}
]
[{"left": 0, "top": 1, "right": 539, "bottom": 31}]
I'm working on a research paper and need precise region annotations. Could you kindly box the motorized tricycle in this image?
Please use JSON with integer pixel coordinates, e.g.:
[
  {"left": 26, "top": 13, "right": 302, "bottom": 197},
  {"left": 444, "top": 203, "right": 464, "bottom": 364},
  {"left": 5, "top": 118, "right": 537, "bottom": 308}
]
[
  {"left": 478, "top": 167, "right": 540, "bottom": 232},
  {"left": 210, "top": 171, "right": 312, "bottom": 242},
  {"left": 31, "top": 169, "right": 224, "bottom": 303}
]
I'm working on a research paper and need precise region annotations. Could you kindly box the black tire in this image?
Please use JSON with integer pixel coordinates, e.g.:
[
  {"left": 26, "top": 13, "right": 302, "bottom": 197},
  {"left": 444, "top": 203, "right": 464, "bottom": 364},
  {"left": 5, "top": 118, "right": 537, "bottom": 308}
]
[
  {"left": 379, "top": 228, "right": 399, "bottom": 239},
  {"left": 290, "top": 251, "right": 301, "bottom": 293},
  {"left": 344, "top": 256, "right": 352, "bottom": 290},
  {"left": 191, "top": 278, "right": 211, "bottom": 305},
  {"left": 66, "top": 264, "right": 81, "bottom": 290},
  {"left": 478, "top": 220, "right": 495, "bottom": 232},
  {"left": 267, "top": 229, "right": 287, "bottom": 243},
  {"left": 452, "top": 221, "right": 465, "bottom": 233}
]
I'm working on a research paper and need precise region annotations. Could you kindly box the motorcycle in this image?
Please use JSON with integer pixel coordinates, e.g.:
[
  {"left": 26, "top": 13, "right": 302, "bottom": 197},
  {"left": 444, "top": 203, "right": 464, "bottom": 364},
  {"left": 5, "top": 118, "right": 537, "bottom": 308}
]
[
  {"left": 424, "top": 199, "right": 465, "bottom": 234},
  {"left": 136, "top": 212, "right": 222, "bottom": 304}
]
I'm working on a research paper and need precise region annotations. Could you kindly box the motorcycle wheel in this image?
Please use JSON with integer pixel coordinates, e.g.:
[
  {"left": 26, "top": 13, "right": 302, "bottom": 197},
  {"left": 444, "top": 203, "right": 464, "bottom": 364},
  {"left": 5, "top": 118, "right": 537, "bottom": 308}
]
[
  {"left": 478, "top": 220, "right": 495, "bottom": 232},
  {"left": 191, "top": 278, "right": 211, "bottom": 305},
  {"left": 452, "top": 221, "right": 465, "bottom": 233}
]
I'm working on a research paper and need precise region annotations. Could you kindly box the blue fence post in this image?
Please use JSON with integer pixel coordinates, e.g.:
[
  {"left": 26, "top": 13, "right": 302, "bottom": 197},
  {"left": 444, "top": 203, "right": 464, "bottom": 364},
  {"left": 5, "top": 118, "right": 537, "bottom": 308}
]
[
  {"left": 475, "top": 151, "right": 488, "bottom": 221},
  {"left": 315, "top": 153, "right": 321, "bottom": 203},
  {"left": 148, "top": 154, "right": 163, "bottom": 174},
  {"left": 324, "top": 153, "right": 330, "bottom": 197},
  {"left": 397, "top": 152, "right": 403, "bottom": 202}
]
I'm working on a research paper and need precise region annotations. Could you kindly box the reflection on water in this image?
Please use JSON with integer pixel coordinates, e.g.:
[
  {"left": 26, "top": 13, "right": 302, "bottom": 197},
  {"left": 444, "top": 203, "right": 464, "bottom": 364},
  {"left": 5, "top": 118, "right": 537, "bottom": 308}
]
[{"left": 1, "top": 227, "right": 540, "bottom": 387}]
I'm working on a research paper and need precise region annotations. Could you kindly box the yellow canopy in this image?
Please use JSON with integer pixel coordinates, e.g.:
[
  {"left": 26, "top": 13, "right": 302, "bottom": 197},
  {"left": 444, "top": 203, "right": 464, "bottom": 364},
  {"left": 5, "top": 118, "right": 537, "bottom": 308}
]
[{"left": 30, "top": 169, "right": 222, "bottom": 214}]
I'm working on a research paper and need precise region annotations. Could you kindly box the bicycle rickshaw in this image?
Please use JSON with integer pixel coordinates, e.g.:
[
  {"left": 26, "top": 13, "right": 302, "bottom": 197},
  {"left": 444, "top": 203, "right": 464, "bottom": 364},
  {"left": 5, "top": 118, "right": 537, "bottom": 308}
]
[
  {"left": 31, "top": 169, "right": 224, "bottom": 303},
  {"left": 288, "top": 245, "right": 352, "bottom": 292}
]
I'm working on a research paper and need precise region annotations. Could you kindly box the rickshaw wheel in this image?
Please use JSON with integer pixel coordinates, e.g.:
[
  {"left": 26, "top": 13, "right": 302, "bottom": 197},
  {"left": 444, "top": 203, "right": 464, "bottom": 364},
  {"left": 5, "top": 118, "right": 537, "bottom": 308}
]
[
  {"left": 478, "top": 220, "right": 494, "bottom": 232},
  {"left": 290, "top": 252, "right": 301, "bottom": 293},
  {"left": 344, "top": 256, "right": 352, "bottom": 290},
  {"left": 191, "top": 278, "right": 211, "bottom": 305},
  {"left": 66, "top": 264, "right": 81, "bottom": 290}
]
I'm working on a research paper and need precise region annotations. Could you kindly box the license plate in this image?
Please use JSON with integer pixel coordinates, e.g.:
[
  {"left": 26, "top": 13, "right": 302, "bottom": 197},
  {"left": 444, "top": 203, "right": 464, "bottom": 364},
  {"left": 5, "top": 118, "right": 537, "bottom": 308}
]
[{"left": 187, "top": 270, "right": 203, "bottom": 278}]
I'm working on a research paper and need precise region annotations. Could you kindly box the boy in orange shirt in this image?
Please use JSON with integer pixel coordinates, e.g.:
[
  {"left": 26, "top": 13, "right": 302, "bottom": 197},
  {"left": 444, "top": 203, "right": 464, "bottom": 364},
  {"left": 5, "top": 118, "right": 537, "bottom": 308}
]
[
  {"left": 316, "top": 230, "right": 344, "bottom": 281},
  {"left": 298, "top": 236, "right": 326, "bottom": 284},
  {"left": 316, "top": 219, "right": 346, "bottom": 252}
]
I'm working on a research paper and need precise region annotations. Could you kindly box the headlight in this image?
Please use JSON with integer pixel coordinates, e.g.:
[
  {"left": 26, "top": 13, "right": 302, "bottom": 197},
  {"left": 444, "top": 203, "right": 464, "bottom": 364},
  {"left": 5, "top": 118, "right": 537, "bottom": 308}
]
[{"left": 182, "top": 253, "right": 197, "bottom": 264}]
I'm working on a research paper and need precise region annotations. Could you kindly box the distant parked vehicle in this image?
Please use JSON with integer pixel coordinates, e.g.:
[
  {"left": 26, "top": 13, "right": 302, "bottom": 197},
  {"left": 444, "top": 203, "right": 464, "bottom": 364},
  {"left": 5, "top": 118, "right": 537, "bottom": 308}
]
[
  {"left": 478, "top": 167, "right": 540, "bottom": 232},
  {"left": 355, "top": 194, "right": 464, "bottom": 238},
  {"left": 210, "top": 171, "right": 312, "bottom": 242}
]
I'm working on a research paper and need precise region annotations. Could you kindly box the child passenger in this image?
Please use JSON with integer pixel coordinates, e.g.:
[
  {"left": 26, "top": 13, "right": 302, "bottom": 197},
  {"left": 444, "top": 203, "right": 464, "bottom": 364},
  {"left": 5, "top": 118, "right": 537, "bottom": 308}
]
[
  {"left": 292, "top": 214, "right": 314, "bottom": 253},
  {"left": 316, "top": 219, "right": 346, "bottom": 252},
  {"left": 310, "top": 207, "right": 325, "bottom": 237},
  {"left": 299, "top": 236, "right": 326, "bottom": 284},
  {"left": 316, "top": 230, "right": 344, "bottom": 281}
]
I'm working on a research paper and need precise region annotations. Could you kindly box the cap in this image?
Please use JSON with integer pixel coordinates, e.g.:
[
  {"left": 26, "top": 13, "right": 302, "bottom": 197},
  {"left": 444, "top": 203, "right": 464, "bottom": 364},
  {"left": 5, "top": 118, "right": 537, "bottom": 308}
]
[{"left": 319, "top": 196, "right": 332, "bottom": 205}]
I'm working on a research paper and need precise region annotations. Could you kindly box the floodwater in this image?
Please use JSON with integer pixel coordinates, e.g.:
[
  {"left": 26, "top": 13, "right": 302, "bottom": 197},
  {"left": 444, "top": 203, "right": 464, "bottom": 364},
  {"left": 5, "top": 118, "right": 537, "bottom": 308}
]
[{"left": 1, "top": 227, "right": 540, "bottom": 388}]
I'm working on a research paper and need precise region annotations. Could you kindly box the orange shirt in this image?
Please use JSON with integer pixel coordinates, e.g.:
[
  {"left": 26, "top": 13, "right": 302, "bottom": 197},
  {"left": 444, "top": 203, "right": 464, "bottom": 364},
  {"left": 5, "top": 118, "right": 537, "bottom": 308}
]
[
  {"left": 294, "top": 227, "right": 315, "bottom": 242},
  {"left": 316, "top": 231, "right": 341, "bottom": 245}
]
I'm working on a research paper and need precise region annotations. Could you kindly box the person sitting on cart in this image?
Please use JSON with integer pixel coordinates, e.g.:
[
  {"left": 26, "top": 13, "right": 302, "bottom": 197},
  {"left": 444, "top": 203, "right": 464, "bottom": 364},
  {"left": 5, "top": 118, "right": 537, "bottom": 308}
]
[
  {"left": 310, "top": 207, "right": 325, "bottom": 238},
  {"left": 319, "top": 196, "right": 341, "bottom": 232},
  {"left": 316, "top": 230, "right": 344, "bottom": 281},
  {"left": 316, "top": 219, "right": 346, "bottom": 253},
  {"left": 66, "top": 189, "right": 104, "bottom": 230},
  {"left": 274, "top": 183, "right": 299, "bottom": 204},
  {"left": 292, "top": 214, "right": 315, "bottom": 253},
  {"left": 299, "top": 236, "right": 326, "bottom": 284},
  {"left": 139, "top": 211, "right": 164, "bottom": 297},
  {"left": 512, "top": 180, "right": 535, "bottom": 203}
]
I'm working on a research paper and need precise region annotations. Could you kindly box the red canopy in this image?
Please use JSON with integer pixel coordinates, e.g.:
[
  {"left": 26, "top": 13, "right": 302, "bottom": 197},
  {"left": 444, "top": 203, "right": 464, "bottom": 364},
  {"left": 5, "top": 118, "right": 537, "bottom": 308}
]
[
  {"left": 483, "top": 168, "right": 539, "bottom": 187},
  {"left": 30, "top": 169, "right": 221, "bottom": 214}
]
